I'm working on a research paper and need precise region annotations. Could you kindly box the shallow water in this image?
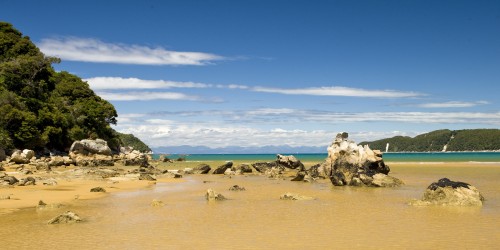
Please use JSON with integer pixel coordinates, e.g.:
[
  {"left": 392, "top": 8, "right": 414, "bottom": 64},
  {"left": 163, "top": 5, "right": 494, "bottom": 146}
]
[{"left": 1, "top": 163, "right": 500, "bottom": 249}]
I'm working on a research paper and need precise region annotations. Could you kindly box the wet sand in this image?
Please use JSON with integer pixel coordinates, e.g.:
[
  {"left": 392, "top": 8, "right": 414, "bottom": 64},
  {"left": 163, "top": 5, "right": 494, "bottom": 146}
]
[{"left": 1, "top": 161, "right": 499, "bottom": 249}]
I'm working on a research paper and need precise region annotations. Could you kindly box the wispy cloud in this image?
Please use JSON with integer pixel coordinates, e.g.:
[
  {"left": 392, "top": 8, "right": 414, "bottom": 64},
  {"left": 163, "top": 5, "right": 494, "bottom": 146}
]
[
  {"left": 97, "top": 91, "right": 201, "bottom": 101},
  {"left": 38, "top": 37, "right": 224, "bottom": 65},
  {"left": 252, "top": 86, "right": 423, "bottom": 98},
  {"left": 85, "top": 77, "right": 210, "bottom": 90},
  {"left": 418, "top": 100, "right": 489, "bottom": 108}
]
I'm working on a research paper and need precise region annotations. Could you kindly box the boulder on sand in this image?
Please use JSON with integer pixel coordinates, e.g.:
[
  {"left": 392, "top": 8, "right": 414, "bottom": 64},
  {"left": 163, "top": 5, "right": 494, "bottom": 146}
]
[
  {"left": 205, "top": 189, "right": 226, "bottom": 201},
  {"left": 213, "top": 162, "right": 233, "bottom": 174},
  {"left": 410, "top": 178, "right": 484, "bottom": 206},
  {"left": 193, "top": 164, "right": 211, "bottom": 174},
  {"left": 10, "top": 149, "right": 35, "bottom": 164},
  {"left": 47, "top": 211, "right": 82, "bottom": 224},
  {"left": 276, "top": 154, "right": 305, "bottom": 170},
  {"left": 322, "top": 132, "right": 402, "bottom": 187}
]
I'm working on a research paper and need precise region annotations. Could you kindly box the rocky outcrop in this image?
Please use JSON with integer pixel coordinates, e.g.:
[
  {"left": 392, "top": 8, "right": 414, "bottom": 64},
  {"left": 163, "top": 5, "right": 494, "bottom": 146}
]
[
  {"left": 116, "top": 148, "right": 149, "bottom": 166},
  {"left": 323, "top": 132, "right": 402, "bottom": 187},
  {"left": 1, "top": 175, "right": 19, "bottom": 185},
  {"left": 18, "top": 176, "right": 36, "bottom": 186},
  {"left": 276, "top": 154, "right": 305, "bottom": 170},
  {"left": 193, "top": 164, "right": 211, "bottom": 174},
  {"left": 206, "top": 189, "right": 226, "bottom": 201},
  {"left": 251, "top": 162, "right": 277, "bottom": 173},
  {"left": 70, "top": 139, "right": 112, "bottom": 155},
  {"left": 69, "top": 139, "right": 114, "bottom": 167},
  {"left": 213, "top": 162, "right": 233, "bottom": 174},
  {"left": 10, "top": 149, "right": 35, "bottom": 164},
  {"left": 410, "top": 178, "right": 485, "bottom": 206},
  {"left": 232, "top": 164, "right": 253, "bottom": 174},
  {"left": 47, "top": 211, "right": 82, "bottom": 224},
  {"left": 139, "top": 173, "right": 156, "bottom": 181},
  {"left": 280, "top": 193, "right": 315, "bottom": 201}
]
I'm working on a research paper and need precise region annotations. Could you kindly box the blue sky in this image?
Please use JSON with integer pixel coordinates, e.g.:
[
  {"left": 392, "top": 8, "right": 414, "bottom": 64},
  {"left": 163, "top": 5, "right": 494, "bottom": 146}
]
[{"left": 2, "top": 0, "right": 499, "bottom": 149}]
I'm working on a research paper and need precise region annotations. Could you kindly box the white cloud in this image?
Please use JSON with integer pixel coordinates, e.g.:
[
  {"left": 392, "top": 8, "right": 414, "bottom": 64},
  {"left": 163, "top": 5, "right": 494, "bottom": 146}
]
[
  {"left": 97, "top": 91, "right": 201, "bottom": 101},
  {"left": 38, "top": 37, "right": 224, "bottom": 65},
  {"left": 252, "top": 86, "right": 423, "bottom": 98},
  {"left": 418, "top": 100, "right": 490, "bottom": 108},
  {"left": 85, "top": 77, "right": 210, "bottom": 90}
]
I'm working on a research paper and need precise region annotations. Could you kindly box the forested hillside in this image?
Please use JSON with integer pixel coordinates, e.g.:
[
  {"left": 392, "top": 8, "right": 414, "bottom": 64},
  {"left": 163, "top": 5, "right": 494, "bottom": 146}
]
[
  {"left": 361, "top": 129, "right": 500, "bottom": 152},
  {"left": 0, "top": 22, "right": 149, "bottom": 153}
]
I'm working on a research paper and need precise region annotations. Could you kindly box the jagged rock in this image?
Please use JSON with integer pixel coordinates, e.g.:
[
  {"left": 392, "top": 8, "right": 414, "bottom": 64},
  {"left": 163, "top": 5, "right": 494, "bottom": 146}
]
[
  {"left": 232, "top": 164, "right": 253, "bottom": 173},
  {"left": 228, "top": 185, "right": 246, "bottom": 191},
  {"left": 224, "top": 168, "right": 236, "bottom": 175},
  {"left": 151, "top": 199, "right": 165, "bottom": 207},
  {"left": 47, "top": 211, "right": 82, "bottom": 224},
  {"left": 410, "top": 178, "right": 484, "bottom": 206},
  {"left": 121, "top": 150, "right": 149, "bottom": 166},
  {"left": 10, "top": 149, "right": 35, "bottom": 164},
  {"left": 265, "top": 167, "right": 285, "bottom": 179},
  {"left": 193, "top": 164, "right": 211, "bottom": 174},
  {"left": 139, "top": 173, "right": 156, "bottom": 181},
  {"left": 213, "top": 162, "right": 233, "bottom": 174},
  {"left": 70, "top": 139, "right": 112, "bottom": 155},
  {"left": 323, "top": 132, "right": 401, "bottom": 187},
  {"left": 206, "top": 189, "right": 226, "bottom": 201},
  {"left": 252, "top": 162, "right": 277, "bottom": 173},
  {"left": 306, "top": 164, "right": 325, "bottom": 179},
  {"left": 2, "top": 175, "right": 18, "bottom": 185},
  {"left": 290, "top": 171, "right": 306, "bottom": 181},
  {"left": 18, "top": 177, "right": 36, "bottom": 186},
  {"left": 280, "top": 193, "right": 315, "bottom": 201},
  {"left": 90, "top": 187, "right": 106, "bottom": 192},
  {"left": 276, "top": 154, "right": 305, "bottom": 170},
  {"left": 0, "top": 148, "right": 6, "bottom": 161},
  {"left": 158, "top": 155, "right": 173, "bottom": 163}
]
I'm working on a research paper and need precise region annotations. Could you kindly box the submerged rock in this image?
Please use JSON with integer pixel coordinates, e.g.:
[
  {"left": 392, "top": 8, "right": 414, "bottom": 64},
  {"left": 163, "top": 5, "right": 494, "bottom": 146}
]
[
  {"left": 228, "top": 185, "right": 246, "bottom": 191},
  {"left": 322, "top": 132, "right": 402, "bottom": 187},
  {"left": 280, "top": 193, "right": 315, "bottom": 201},
  {"left": 410, "top": 178, "right": 484, "bottom": 206},
  {"left": 205, "top": 189, "right": 226, "bottom": 201},
  {"left": 47, "top": 211, "right": 82, "bottom": 224}
]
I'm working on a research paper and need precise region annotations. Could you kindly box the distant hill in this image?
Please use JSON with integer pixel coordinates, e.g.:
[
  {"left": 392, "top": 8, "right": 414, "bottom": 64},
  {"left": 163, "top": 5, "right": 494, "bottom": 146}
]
[
  {"left": 361, "top": 129, "right": 500, "bottom": 152},
  {"left": 115, "top": 132, "right": 152, "bottom": 152},
  {"left": 152, "top": 145, "right": 327, "bottom": 154}
]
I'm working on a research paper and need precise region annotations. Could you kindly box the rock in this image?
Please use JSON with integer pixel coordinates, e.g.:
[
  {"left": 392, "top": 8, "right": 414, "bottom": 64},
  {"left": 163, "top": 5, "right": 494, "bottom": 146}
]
[
  {"left": 158, "top": 155, "right": 173, "bottom": 163},
  {"left": 41, "top": 178, "right": 58, "bottom": 186},
  {"left": 90, "top": 187, "right": 106, "bottom": 192},
  {"left": 0, "top": 195, "right": 10, "bottom": 200},
  {"left": 232, "top": 164, "right": 253, "bottom": 173},
  {"left": 410, "top": 178, "right": 484, "bottom": 206},
  {"left": 182, "top": 168, "right": 194, "bottom": 174},
  {"left": 370, "top": 173, "right": 404, "bottom": 187},
  {"left": 205, "top": 189, "right": 226, "bottom": 201},
  {"left": 2, "top": 175, "right": 19, "bottom": 185},
  {"left": 69, "top": 152, "right": 114, "bottom": 167},
  {"left": 36, "top": 200, "right": 63, "bottom": 210},
  {"left": 18, "top": 177, "right": 36, "bottom": 186},
  {"left": 151, "top": 199, "right": 165, "bottom": 207},
  {"left": 0, "top": 148, "right": 6, "bottom": 161},
  {"left": 280, "top": 193, "right": 315, "bottom": 201},
  {"left": 70, "top": 139, "right": 112, "bottom": 155},
  {"left": 122, "top": 150, "right": 149, "bottom": 166},
  {"left": 229, "top": 185, "right": 246, "bottom": 191},
  {"left": 323, "top": 132, "right": 402, "bottom": 187},
  {"left": 265, "top": 167, "right": 285, "bottom": 179},
  {"left": 213, "top": 161, "right": 233, "bottom": 174},
  {"left": 291, "top": 171, "right": 306, "bottom": 181},
  {"left": 48, "top": 156, "right": 66, "bottom": 167},
  {"left": 306, "top": 164, "right": 325, "bottom": 179},
  {"left": 0, "top": 164, "right": 5, "bottom": 171},
  {"left": 276, "top": 154, "right": 305, "bottom": 170},
  {"left": 10, "top": 149, "right": 35, "bottom": 164},
  {"left": 139, "top": 173, "right": 156, "bottom": 181},
  {"left": 163, "top": 172, "right": 182, "bottom": 178},
  {"left": 193, "top": 164, "right": 211, "bottom": 174},
  {"left": 252, "top": 162, "right": 277, "bottom": 173},
  {"left": 47, "top": 211, "right": 82, "bottom": 224}
]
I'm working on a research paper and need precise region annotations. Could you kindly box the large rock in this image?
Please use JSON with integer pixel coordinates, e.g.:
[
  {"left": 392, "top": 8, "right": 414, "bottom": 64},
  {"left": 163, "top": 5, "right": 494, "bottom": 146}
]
[
  {"left": 251, "top": 162, "right": 277, "bottom": 173},
  {"left": 193, "top": 164, "right": 211, "bottom": 174},
  {"left": 323, "top": 132, "right": 402, "bottom": 187},
  {"left": 47, "top": 211, "right": 82, "bottom": 224},
  {"left": 70, "top": 139, "right": 112, "bottom": 155},
  {"left": 410, "top": 178, "right": 484, "bottom": 206},
  {"left": 276, "top": 154, "right": 305, "bottom": 170},
  {"left": 120, "top": 150, "right": 148, "bottom": 166},
  {"left": 69, "top": 152, "right": 114, "bottom": 167},
  {"left": 231, "top": 164, "right": 253, "bottom": 174},
  {"left": 10, "top": 149, "right": 35, "bottom": 164},
  {"left": 213, "top": 161, "right": 233, "bottom": 174}
]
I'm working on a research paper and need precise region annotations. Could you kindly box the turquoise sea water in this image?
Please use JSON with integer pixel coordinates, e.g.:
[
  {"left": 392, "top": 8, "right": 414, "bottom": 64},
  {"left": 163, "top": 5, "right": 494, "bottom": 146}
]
[{"left": 153, "top": 152, "right": 500, "bottom": 163}]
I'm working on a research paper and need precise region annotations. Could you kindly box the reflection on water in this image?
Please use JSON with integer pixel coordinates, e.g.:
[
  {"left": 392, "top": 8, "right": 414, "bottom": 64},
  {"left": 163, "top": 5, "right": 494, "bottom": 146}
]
[{"left": 1, "top": 164, "right": 499, "bottom": 249}]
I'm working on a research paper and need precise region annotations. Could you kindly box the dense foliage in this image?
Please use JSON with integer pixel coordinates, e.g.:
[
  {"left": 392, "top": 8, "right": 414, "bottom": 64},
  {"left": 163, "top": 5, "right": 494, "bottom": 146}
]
[
  {"left": 361, "top": 129, "right": 500, "bottom": 152},
  {"left": 115, "top": 132, "right": 152, "bottom": 152},
  {"left": 0, "top": 22, "right": 149, "bottom": 153}
]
